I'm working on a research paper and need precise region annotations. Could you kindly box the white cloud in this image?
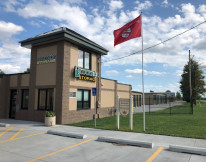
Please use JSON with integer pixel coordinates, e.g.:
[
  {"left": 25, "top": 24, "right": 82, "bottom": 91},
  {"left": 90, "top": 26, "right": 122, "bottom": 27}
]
[
  {"left": 0, "top": 64, "right": 21, "bottom": 74},
  {"left": 135, "top": 1, "right": 152, "bottom": 11},
  {"left": 161, "top": 0, "right": 174, "bottom": 8},
  {"left": 105, "top": 70, "right": 119, "bottom": 76},
  {"left": 4, "top": 0, "right": 25, "bottom": 12},
  {"left": 29, "top": 20, "right": 46, "bottom": 27},
  {"left": 181, "top": 3, "right": 195, "bottom": 14},
  {"left": 0, "top": 21, "right": 24, "bottom": 41},
  {"left": 193, "top": 39, "right": 206, "bottom": 50},
  {"left": 126, "top": 75, "right": 133, "bottom": 78},
  {"left": 109, "top": 0, "right": 123, "bottom": 11},
  {"left": 1, "top": 1, "right": 206, "bottom": 76},
  {"left": 125, "top": 69, "right": 166, "bottom": 76},
  {"left": 65, "top": 0, "right": 86, "bottom": 5},
  {"left": 0, "top": 21, "right": 29, "bottom": 74},
  {"left": 162, "top": 0, "right": 168, "bottom": 5},
  {"left": 176, "top": 70, "right": 183, "bottom": 77},
  {"left": 135, "top": 83, "right": 179, "bottom": 92}
]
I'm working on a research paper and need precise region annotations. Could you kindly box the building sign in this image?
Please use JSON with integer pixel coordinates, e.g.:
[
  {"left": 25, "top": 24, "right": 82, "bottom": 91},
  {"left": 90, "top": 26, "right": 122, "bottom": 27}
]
[
  {"left": 92, "top": 88, "right": 97, "bottom": 96},
  {"left": 74, "top": 66, "right": 98, "bottom": 82},
  {"left": 119, "top": 98, "right": 130, "bottom": 116},
  {"left": 37, "top": 54, "right": 56, "bottom": 64}
]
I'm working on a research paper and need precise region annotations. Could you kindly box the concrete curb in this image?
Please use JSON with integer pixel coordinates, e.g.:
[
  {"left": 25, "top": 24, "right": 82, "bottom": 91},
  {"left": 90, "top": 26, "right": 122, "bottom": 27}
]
[
  {"left": 169, "top": 145, "right": 206, "bottom": 156},
  {"left": 0, "top": 123, "right": 10, "bottom": 127},
  {"left": 97, "top": 136, "right": 153, "bottom": 148},
  {"left": 47, "top": 130, "right": 87, "bottom": 139}
]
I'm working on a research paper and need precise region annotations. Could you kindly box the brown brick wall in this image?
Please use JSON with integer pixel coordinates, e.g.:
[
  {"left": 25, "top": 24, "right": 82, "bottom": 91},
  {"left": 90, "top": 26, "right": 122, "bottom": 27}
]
[
  {"left": 61, "top": 107, "right": 114, "bottom": 124},
  {"left": 55, "top": 41, "right": 64, "bottom": 124},
  {"left": 28, "top": 47, "right": 37, "bottom": 121},
  {"left": 0, "top": 76, "right": 10, "bottom": 118},
  {"left": 61, "top": 41, "right": 71, "bottom": 124}
]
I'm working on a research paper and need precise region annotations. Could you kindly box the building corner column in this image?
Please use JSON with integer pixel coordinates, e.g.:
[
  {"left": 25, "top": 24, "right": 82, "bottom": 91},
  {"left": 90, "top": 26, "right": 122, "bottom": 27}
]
[
  {"left": 28, "top": 47, "right": 37, "bottom": 121},
  {"left": 55, "top": 41, "right": 65, "bottom": 124}
]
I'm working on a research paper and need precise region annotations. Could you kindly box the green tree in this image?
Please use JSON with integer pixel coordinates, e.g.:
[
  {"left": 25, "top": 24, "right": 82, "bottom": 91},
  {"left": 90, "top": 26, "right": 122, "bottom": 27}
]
[
  {"left": 180, "top": 58, "right": 206, "bottom": 102},
  {"left": 166, "top": 90, "right": 171, "bottom": 92},
  {"left": 176, "top": 91, "right": 181, "bottom": 100},
  {"left": 0, "top": 69, "right": 5, "bottom": 74},
  {"left": 150, "top": 90, "right": 154, "bottom": 93},
  {"left": 24, "top": 68, "right": 30, "bottom": 73}
]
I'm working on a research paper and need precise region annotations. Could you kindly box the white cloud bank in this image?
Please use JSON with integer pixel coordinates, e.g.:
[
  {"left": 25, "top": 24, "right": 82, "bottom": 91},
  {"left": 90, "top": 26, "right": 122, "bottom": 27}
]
[
  {"left": 0, "top": 21, "right": 30, "bottom": 73},
  {"left": 1, "top": 1, "right": 206, "bottom": 75},
  {"left": 105, "top": 70, "right": 119, "bottom": 76},
  {"left": 125, "top": 68, "right": 166, "bottom": 76}
]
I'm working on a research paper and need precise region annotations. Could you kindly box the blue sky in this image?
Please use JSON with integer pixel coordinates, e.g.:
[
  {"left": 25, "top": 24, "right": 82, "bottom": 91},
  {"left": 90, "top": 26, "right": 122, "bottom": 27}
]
[{"left": 0, "top": 0, "right": 206, "bottom": 94}]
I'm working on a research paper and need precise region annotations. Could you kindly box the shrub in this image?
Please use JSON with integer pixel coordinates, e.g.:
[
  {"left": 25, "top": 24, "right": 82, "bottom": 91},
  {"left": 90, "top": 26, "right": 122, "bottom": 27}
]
[{"left": 45, "top": 111, "right": 56, "bottom": 117}]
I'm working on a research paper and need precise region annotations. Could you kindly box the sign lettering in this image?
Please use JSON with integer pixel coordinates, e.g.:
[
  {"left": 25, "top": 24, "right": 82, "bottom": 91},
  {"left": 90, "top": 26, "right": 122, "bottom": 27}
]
[
  {"left": 74, "top": 66, "right": 98, "bottom": 82},
  {"left": 37, "top": 54, "right": 56, "bottom": 64}
]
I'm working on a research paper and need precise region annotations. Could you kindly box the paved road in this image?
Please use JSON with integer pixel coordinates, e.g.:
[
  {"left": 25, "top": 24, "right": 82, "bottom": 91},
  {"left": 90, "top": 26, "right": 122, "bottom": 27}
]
[
  {"left": 0, "top": 119, "right": 206, "bottom": 162},
  {"left": 134, "top": 101, "right": 185, "bottom": 113}
]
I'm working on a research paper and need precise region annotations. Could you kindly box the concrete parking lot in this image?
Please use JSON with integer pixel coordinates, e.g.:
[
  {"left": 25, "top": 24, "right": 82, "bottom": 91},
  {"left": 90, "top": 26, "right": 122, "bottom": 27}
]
[{"left": 0, "top": 119, "right": 206, "bottom": 162}]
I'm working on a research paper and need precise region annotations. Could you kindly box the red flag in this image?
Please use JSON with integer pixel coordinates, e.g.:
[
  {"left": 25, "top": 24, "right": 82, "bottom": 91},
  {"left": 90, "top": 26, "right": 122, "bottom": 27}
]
[{"left": 113, "top": 15, "right": 141, "bottom": 46}]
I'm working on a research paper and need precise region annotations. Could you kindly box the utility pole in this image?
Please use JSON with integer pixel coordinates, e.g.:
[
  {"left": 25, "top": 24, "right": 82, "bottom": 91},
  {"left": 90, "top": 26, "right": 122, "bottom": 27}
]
[{"left": 189, "top": 50, "right": 193, "bottom": 114}]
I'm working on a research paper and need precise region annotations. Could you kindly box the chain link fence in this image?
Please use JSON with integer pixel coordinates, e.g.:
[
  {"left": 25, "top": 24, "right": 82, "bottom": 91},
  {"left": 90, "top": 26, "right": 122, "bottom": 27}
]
[{"left": 133, "top": 97, "right": 191, "bottom": 114}]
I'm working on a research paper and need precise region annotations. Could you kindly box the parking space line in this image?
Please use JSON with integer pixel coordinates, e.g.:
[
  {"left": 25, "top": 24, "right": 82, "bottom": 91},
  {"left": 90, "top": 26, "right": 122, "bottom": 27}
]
[
  {"left": 0, "top": 132, "right": 46, "bottom": 144},
  {"left": 28, "top": 138, "right": 95, "bottom": 162},
  {"left": 9, "top": 128, "right": 24, "bottom": 140},
  {"left": 0, "top": 127, "right": 14, "bottom": 137},
  {"left": 146, "top": 147, "right": 164, "bottom": 162}
]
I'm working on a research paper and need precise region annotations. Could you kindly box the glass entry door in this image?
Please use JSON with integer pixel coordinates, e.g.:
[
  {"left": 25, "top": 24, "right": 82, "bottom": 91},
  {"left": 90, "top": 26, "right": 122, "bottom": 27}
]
[{"left": 9, "top": 90, "right": 17, "bottom": 119}]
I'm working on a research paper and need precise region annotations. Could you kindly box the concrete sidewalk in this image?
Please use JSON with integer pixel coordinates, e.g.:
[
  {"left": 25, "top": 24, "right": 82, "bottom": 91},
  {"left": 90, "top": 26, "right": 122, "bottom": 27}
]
[
  {"left": 1, "top": 118, "right": 205, "bottom": 149},
  {"left": 51, "top": 125, "right": 206, "bottom": 149},
  {"left": 1, "top": 119, "right": 206, "bottom": 162}
]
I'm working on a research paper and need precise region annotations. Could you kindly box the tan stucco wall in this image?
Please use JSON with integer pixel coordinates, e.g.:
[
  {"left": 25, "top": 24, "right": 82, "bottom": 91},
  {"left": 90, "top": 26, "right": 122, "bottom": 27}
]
[
  {"left": 91, "top": 53, "right": 97, "bottom": 73},
  {"left": 10, "top": 75, "right": 18, "bottom": 87},
  {"left": 117, "top": 91, "right": 130, "bottom": 98},
  {"left": 36, "top": 45, "right": 57, "bottom": 86},
  {"left": 101, "top": 90, "right": 115, "bottom": 107},
  {"left": 117, "top": 83, "right": 130, "bottom": 99},
  {"left": 132, "top": 92, "right": 142, "bottom": 96},
  {"left": 69, "top": 45, "right": 97, "bottom": 88},
  {"left": 69, "top": 88, "right": 77, "bottom": 111},
  {"left": 117, "top": 84, "right": 130, "bottom": 91},
  {"left": 21, "top": 74, "right": 30, "bottom": 87},
  {"left": 101, "top": 79, "right": 115, "bottom": 90}
]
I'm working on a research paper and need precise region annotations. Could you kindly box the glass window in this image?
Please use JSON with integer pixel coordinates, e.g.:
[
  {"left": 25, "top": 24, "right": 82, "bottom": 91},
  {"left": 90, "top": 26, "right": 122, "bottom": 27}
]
[
  {"left": 139, "top": 95, "right": 141, "bottom": 106},
  {"left": 39, "top": 90, "right": 46, "bottom": 109},
  {"left": 133, "top": 95, "right": 135, "bottom": 107},
  {"left": 157, "top": 95, "right": 159, "bottom": 104},
  {"left": 21, "top": 89, "right": 29, "bottom": 109},
  {"left": 78, "top": 50, "right": 84, "bottom": 68},
  {"left": 77, "top": 90, "right": 83, "bottom": 109},
  {"left": 84, "top": 52, "right": 90, "bottom": 69},
  {"left": 77, "top": 89, "right": 90, "bottom": 110},
  {"left": 38, "top": 89, "right": 54, "bottom": 111},
  {"left": 78, "top": 50, "right": 90, "bottom": 69},
  {"left": 47, "top": 89, "right": 54, "bottom": 110}
]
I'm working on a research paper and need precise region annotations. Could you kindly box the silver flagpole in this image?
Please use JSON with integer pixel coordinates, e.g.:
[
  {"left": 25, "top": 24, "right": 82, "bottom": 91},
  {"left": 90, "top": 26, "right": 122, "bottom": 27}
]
[{"left": 141, "top": 12, "right": 145, "bottom": 132}]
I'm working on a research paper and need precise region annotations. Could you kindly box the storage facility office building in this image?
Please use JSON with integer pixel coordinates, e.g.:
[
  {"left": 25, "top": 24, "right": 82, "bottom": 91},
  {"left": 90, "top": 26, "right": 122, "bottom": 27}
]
[{"left": 0, "top": 27, "right": 132, "bottom": 124}]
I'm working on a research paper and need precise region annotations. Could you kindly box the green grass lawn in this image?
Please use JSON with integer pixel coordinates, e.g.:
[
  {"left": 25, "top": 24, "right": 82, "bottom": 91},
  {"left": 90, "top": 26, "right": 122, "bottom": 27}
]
[{"left": 68, "top": 102, "right": 206, "bottom": 139}]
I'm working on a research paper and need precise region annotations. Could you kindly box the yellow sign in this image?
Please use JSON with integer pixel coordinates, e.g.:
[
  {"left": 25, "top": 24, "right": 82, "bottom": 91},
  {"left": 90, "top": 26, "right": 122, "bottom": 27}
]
[{"left": 79, "top": 76, "right": 96, "bottom": 82}]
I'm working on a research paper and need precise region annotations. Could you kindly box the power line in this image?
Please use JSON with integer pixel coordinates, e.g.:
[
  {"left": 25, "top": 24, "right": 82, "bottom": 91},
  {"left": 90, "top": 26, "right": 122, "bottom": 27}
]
[{"left": 102, "top": 20, "right": 206, "bottom": 63}]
